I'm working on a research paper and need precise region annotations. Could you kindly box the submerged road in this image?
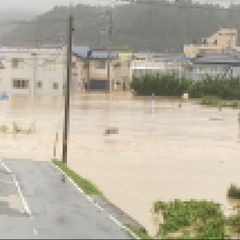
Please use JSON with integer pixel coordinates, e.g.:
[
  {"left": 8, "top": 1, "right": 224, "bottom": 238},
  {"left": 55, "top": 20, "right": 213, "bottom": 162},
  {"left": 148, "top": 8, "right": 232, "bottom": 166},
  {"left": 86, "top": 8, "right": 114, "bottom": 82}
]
[{"left": 0, "top": 159, "right": 130, "bottom": 239}]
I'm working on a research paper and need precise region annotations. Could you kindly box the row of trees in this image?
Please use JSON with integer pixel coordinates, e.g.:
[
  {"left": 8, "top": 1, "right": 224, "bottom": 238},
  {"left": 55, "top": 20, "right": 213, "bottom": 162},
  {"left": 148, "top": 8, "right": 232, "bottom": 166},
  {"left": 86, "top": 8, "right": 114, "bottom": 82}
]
[{"left": 131, "top": 74, "right": 240, "bottom": 100}]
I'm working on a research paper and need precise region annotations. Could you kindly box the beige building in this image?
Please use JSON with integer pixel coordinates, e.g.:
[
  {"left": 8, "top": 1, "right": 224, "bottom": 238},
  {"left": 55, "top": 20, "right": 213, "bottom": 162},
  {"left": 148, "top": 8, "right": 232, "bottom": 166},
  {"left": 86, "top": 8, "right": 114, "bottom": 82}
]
[
  {"left": 73, "top": 47, "right": 132, "bottom": 92},
  {"left": 184, "top": 28, "right": 239, "bottom": 58},
  {"left": 113, "top": 51, "right": 133, "bottom": 91}
]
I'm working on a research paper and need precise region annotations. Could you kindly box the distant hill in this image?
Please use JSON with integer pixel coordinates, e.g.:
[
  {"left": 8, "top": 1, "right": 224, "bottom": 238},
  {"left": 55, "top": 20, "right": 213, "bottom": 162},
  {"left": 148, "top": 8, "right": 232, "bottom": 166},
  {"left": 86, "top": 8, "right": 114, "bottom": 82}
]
[
  {"left": 1, "top": 1, "right": 240, "bottom": 53},
  {"left": 0, "top": 8, "right": 37, "bottom": 41}
]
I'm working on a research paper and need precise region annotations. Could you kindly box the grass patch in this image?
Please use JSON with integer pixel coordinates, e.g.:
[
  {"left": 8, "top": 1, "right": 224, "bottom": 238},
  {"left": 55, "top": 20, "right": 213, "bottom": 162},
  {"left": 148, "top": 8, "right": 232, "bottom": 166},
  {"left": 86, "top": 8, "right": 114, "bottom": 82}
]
[
  {"left": 152, "top": 199, "right": 240, "bottom": 239},
  {"left": 0, "top": 124, "right": 8, "bottom": 133},
  {"left": 199, "top": 95, "right": 221, "bottom": 106},
  {"left": 199, "top": 95, "right": 239, "bottom": 109},
  {"left": 0, "top": 121, "right": 36, "bottom": 134},
  {"left": 126, "top": 225, "right": 155, "bottom": 239},
  {"left": 227, "top": 184, "right": 240, "bottom": 200},
  {"left": 52, "top": 159, "right": 103, "bottom": 196},
  {"left": 153, "top": 199, "right": 225, "bottom": 239}
]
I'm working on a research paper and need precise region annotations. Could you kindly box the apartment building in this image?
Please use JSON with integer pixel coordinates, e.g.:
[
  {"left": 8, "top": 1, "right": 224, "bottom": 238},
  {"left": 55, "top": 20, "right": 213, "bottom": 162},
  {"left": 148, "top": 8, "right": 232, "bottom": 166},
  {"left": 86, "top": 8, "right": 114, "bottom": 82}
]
[
  {"left": 0, "top": 45, "right": 78, "bottom": 95},
  {"left": 184, "top": 28, "right": 239, "bottom": 58}
]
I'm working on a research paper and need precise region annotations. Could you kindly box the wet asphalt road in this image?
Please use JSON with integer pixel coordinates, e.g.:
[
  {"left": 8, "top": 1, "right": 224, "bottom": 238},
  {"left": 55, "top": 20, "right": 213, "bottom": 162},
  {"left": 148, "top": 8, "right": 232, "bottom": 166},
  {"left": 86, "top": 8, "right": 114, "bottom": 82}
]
[{"left": 0, "top": 159, "right": 130, "bottom": 239}]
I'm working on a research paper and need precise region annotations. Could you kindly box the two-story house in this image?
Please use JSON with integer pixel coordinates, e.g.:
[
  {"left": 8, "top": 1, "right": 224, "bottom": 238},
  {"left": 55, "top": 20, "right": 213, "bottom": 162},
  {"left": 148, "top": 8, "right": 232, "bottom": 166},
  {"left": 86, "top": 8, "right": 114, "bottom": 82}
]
[
  {"left": 73, "top": 46, "right": 117, "bottom": 92},
  {"left": 73, "top": 47, "right": 133, "bottom": 92}
]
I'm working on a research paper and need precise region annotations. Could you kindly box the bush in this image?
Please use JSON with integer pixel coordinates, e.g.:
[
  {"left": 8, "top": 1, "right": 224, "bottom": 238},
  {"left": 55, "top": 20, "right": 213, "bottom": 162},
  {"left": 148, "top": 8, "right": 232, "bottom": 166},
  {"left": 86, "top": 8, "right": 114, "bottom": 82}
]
[
  {"left": 131, "top": 75, "right": 240, "bottom": 100},
  {"left": 187, "top": 77, "right": 240, "bottom": 100},
  {"left": 153, "top": 199, "right": 225, "bottom": 239},
  {"left": 131, "top": 74, "right": 191, "bottom": 97},
  {"left": 227, "top": 184, "right": 240, "bottom": 199},
  {"left": 199, "top": 95, "right": 221, "bottom": 106}
]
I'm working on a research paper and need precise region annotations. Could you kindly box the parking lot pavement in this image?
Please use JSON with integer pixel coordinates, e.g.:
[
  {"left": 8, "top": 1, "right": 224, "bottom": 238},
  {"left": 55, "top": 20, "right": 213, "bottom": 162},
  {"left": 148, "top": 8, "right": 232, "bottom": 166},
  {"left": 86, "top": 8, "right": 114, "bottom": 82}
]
[
  {"left": 0, "top": 159, "right": 130, "bottom": 239},
  {"left": 0, "top": 161, "right": 34, "bottom": 238}
]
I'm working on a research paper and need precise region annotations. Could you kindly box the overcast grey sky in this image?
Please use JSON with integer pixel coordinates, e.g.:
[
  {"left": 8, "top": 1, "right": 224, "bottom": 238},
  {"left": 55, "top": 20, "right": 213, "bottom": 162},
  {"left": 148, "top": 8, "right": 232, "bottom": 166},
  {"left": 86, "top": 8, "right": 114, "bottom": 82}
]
[{"left": 0, "top": 0, "right": 238, "bottom": 14}]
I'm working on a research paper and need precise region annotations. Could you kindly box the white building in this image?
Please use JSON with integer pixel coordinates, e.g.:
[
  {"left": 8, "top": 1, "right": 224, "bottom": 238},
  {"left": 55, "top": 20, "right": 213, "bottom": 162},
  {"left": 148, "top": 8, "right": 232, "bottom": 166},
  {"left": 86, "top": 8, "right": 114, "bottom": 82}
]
[
  {"left": 0, "top": 46, "right": 78, "bottom": 96},
  {"left": 131, "top": 54, "right": 193, "bottom": 79},
  {"left": 131, "top": 59, "right": 165, "bottom": 77}
]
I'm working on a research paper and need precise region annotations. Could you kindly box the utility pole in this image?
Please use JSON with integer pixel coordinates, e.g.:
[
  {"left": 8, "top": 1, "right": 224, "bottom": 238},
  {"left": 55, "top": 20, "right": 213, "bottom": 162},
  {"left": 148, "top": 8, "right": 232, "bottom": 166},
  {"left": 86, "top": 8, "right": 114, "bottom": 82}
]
[
  {"left": 106, "top": 10, "right": 113, "bottom": 93},
  {"left": 86, "top": 50, "right": 91, "bottom": 92},
  {"left": 62, "top": 13, "right": 73, "bottom": 165},
  {"left": 31, "top": 53, "right": 37, "bottom": 96}
]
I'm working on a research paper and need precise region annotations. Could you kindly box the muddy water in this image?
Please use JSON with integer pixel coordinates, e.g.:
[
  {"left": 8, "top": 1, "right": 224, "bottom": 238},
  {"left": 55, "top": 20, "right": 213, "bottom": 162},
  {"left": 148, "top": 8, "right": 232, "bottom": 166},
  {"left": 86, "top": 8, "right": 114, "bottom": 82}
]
[{"left": 1, "top": 92, "right": 240, "bottom": 235}]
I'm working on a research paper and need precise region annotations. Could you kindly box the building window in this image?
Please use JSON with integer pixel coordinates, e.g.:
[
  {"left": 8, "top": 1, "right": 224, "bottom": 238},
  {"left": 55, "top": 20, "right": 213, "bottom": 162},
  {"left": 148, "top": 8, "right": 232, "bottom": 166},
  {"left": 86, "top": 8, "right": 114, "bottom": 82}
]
[
  {"left": 94, "top": 59, "right": 106, "bottom": 69},
  {"left": 202, "top": 39, "right": 207, "bottom": 44},
  {"left": 12, "top": 79, "right": 29, "bottom": 89},
  {"left": 37, "top": 81, "right": 42, "bottom": 89},
  {"left": 43, "top": 59, "right": 56, "bottom": 70},
  {"left": 53, "top": 82, "right": 58, "bottom": 89},
  {"left": 72, "top": 61, "right": 77, "bottom": 68},
  {"left": 0, "top": 60, "right": 4, "bottom": 69},
  {"left": 12, "top": 58, "right": 24, "bottom": 69}
]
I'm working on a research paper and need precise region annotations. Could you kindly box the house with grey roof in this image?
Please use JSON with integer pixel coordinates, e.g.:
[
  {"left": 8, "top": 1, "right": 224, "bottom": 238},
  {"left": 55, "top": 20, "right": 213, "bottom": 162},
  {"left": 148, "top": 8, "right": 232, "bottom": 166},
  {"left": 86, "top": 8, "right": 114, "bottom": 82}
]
[
  {"left": 191, "top": 47, "right": 240, "bottom": 81},
  {"left": 72, "top": 46, "right": 133, "bottom": 92},
  {"left": 72, "top": 46, "right": 118, "bottom": 91}
]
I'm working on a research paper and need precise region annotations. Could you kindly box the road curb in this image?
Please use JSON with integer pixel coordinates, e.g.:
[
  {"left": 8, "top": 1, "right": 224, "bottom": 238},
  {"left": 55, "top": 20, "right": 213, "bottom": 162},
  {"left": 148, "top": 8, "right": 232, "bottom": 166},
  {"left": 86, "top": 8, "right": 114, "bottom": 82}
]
[{"left": 49, "top": 160, "right": 142, "bottom": 240}]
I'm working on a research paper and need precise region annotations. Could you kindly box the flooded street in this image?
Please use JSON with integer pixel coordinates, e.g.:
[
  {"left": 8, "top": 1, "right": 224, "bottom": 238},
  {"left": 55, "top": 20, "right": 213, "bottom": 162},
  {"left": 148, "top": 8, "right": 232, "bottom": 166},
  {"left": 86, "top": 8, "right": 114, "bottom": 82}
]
[{"left": 1, "top": 92, "right": 240, "bottom": 235}]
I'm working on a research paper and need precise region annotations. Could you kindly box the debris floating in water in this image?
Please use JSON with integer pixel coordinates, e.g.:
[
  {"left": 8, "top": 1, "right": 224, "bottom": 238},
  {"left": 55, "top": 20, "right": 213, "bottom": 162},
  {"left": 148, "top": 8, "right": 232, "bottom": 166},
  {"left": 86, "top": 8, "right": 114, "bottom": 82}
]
[
  {"left": 209, "top": 117, "right": 223, "bottom": 121},
  {"left": 182, "top": 93, "right": 188, "bottom": 100},
  {"left": 104, "top": 127, "right": 119, "bottom": 136}
]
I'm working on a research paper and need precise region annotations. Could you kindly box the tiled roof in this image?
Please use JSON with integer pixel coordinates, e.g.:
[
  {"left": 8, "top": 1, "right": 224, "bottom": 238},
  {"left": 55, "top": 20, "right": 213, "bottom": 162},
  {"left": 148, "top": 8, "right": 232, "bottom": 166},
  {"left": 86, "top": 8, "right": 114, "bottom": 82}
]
[
  {"left": 72, "top": 45, "right": 90, "bottom": 57},
  {"left": 72, "top": 46, "right": 117, "bottom": 59},
  {"left": 42, "top": 44, "right": 64, "bottom": 49},
  {"left": 89, "top": 50, "right": 117, "bottom": 59},
  {"left": 153, "top": 54, "right": 193, "bottom": 61},
  {"left": 192, "top": 53, "right": 240, "bottom": 64}
]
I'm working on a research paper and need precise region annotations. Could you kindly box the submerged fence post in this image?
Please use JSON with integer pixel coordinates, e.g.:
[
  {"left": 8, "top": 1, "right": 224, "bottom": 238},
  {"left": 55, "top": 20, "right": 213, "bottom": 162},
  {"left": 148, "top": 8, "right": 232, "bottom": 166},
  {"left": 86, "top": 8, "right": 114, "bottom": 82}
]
[
  {"left": 1, "top": 92, "right": 9, "bottom": 123},
  {"left": 53, "top": 131, "right": 59, "bottom": 159},
  {"left": 151, "top": 93, "right": 155, "bottom": 119}
]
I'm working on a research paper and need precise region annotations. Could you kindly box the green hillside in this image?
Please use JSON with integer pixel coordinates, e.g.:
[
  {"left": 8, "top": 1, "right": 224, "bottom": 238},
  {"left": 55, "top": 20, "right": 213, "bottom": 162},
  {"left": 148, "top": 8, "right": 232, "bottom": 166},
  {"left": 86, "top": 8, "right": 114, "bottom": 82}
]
[{"left": 1, "top": 1, "right": 240, "bottom": 53}]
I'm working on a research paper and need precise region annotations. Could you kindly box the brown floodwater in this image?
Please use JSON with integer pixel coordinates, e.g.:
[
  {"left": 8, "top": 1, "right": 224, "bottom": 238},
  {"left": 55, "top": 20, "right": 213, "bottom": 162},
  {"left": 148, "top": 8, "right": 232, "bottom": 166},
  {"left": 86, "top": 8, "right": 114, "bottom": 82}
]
[{"left": 1, "top": 92, "right": 240, "bottom": 235}]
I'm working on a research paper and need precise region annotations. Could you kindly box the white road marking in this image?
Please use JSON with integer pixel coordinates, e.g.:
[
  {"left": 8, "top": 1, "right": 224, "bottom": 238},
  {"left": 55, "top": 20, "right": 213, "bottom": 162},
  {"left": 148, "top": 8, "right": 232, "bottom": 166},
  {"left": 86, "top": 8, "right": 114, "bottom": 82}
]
[
  {"left": 33, "top": 228, "right": 38, "bottom": 236},
  {"left": 1, "top": 161, "right": 12, "bottom": 174},
  {"left": 12, "top": 175, "right": 31, "bottom": 217},
  {"left": 49, "top": 161, "right": 141, "bottom": 239},
  {"left": 1, "top": 159, "right": 39, "bottom": 237}
]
